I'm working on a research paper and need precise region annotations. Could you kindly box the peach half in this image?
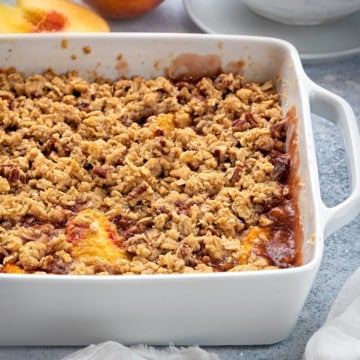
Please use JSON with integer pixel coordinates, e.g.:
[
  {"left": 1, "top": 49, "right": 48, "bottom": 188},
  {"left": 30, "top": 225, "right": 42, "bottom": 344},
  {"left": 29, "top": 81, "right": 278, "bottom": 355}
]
[{"left": 0, "top": 0, "right": 109, "bottom": 33}]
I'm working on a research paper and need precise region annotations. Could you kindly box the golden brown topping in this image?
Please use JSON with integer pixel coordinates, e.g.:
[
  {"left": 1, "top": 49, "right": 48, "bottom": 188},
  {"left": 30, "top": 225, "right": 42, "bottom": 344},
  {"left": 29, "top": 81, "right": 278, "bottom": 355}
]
[{"left": 0, "top": 69, "right": 301, "bottom": 275}]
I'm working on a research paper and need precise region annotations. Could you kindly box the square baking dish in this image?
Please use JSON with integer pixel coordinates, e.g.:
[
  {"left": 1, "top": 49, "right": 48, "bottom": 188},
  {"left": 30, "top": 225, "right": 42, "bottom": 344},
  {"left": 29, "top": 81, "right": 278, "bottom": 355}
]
[{"left": 0, "top": 33, "right": 359, "bottom": 346}]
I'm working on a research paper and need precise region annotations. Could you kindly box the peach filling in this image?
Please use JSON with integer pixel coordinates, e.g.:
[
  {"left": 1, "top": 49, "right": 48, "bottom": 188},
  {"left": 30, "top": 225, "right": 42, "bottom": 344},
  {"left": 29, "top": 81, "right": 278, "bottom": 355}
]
[{"left": 66, "top": 209, "right": 129, "bottom": 264}]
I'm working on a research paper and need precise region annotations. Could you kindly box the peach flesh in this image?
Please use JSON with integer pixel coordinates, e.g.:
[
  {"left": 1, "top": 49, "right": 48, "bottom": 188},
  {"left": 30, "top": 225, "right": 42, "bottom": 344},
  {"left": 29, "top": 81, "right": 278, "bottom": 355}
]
[{"left": 24, "top": 9, "right": 68, "bottom": 32}]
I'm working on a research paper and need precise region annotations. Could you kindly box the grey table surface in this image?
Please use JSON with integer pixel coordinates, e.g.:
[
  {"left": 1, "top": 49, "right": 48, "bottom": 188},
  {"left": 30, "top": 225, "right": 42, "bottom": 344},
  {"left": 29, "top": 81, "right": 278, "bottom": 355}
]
[{"left": 0, "top": 1, "right": 359, "bottom": 359}]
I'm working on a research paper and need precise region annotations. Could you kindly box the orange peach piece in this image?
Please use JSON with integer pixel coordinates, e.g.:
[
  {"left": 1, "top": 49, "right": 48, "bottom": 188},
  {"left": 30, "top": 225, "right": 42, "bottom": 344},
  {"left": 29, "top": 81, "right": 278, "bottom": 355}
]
[
  {"left": 2, "top": 263, "right": 27, "bottom": 274},
  {"left": 83, "top": 0, "right": 164, "bottom": 19},
  {"left": 156, "top": 113, "right": 175, "bottom": 133},
  {"left": 238, "top": 226, "right": 270, "bottom": 264},
  {"left": 66, "top": 209, "right": 129, "bottom": 264}
]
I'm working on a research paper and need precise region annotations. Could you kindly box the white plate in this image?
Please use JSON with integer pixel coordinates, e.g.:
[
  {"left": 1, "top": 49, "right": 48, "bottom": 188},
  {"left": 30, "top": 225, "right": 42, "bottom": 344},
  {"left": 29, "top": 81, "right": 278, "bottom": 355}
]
[{"left": 184, "top": 0, "right": 360, "bottom": 62}]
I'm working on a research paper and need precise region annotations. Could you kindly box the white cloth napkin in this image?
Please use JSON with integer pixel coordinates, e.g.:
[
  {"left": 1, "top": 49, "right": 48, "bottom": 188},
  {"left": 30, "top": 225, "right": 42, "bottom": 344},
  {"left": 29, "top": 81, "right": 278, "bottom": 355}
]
[
  {"left": 304, "top": 266, "right": 360, "bottom": 360},
  {"left": 61, "top": 342, "right": 220, "bottom": 360}
]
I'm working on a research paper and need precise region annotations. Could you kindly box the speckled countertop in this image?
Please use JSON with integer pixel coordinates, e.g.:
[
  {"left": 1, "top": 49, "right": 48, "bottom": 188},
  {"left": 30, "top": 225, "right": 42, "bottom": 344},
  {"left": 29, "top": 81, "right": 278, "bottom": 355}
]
[{"left": 0, "top": 1, "right": 359, "bottom": 359}]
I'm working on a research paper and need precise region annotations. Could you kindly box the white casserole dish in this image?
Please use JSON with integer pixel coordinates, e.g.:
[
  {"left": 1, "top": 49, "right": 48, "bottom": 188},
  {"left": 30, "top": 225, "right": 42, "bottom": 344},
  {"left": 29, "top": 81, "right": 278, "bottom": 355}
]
[{"left": 0, "top": 33, "right": 359, "bottom": 346}]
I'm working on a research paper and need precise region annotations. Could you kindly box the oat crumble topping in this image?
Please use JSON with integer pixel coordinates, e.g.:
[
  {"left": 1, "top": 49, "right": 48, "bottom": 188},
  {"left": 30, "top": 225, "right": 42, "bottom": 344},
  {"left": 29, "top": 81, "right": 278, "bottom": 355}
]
[{"left": 0, "top": 68, "right": 301, "bottom": 275}]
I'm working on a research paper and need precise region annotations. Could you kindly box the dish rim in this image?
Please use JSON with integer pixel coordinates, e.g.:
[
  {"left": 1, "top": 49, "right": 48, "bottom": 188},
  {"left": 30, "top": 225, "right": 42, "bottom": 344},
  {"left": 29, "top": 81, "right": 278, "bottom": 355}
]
[{"left": 0, "top": 32, "right": 334, "bottom": 279}]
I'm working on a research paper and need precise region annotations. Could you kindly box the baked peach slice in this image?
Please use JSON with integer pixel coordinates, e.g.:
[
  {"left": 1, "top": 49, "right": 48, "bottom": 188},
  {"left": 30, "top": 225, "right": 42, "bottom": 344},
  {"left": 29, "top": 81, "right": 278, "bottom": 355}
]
[
  {"left": 66, "top": 209, "right": 129, "bottom": 264},
  {"left": 0, "top": 0, "right": 109, "bottom": 33},
  {"left": 2, "top": 263, "right": 27, "bottom": 274}
]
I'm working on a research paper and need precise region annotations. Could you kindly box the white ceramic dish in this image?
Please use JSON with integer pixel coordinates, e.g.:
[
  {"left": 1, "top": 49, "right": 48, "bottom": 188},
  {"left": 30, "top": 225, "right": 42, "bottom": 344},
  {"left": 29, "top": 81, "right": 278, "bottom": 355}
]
[
  {"left": 184, "top": 0, "right": 360, "bottom": 62},
  {"left": 0, "top": 33, "right": 359, "bottom": 346}
]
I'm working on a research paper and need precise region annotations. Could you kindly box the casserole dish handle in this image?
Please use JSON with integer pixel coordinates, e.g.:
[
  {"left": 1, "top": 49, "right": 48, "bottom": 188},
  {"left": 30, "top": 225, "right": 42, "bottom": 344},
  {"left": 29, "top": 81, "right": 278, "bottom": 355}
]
[{"left": 306, "top": 80, "right": 360, "bottom": 238}]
